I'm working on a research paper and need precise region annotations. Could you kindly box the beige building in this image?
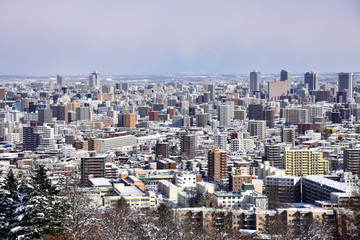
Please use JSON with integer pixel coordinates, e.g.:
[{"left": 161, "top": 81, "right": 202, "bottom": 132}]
[{"left": 285, "top": 148, "right": 329, "bottom": 176}]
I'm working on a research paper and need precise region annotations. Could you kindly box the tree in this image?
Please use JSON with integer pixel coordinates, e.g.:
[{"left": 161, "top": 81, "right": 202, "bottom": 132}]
[{"left": 10, "top": 165, "right": 72, "bottom": 239}]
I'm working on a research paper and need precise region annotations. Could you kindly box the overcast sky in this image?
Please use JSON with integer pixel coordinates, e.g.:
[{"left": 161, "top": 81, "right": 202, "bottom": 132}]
[{"left": 0, "top": 0, "right": 359, "bottom": 75}]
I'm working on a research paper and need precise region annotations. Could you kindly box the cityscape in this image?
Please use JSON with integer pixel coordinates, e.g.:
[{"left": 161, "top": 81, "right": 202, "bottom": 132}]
[{"left": 0, "top": 1, "right": 360, "bottom": 240}]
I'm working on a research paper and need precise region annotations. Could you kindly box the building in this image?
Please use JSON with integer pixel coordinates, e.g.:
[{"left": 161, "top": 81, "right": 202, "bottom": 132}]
[
  {"left": 214, "top": 134, "right": 228, "bottom": 150},
  {"left": 264, "top": 109, "right": 275, "bottom": 128},
  {"left": 304, "top": 71, "right": 318, "bottom": 91},
  {"left": 196, "top": 113, "right": 210, "bottom": 127},
  {"left": 207, "top": 84, "right": 215, "bottom": 101},
  {"left": 98, "top": 135, "right": 136, "bottom": 152},
  {"left": 264, "top": 145, "right": 283, "bottom": 168},
  {"left": 158, "top": 180, "right": 179, "bottom": 199},
  {"left": 248, "top": 104, "right": 263, "bottom": 120},
  {"left": 175, "top": 174, "right": 200, "bottom": 189},
  {"left": 180, "top": 134, "right": 196, "bottom": 159},
  {"left": 343, "top": 148, "right": 360, "bottom": 175},
  {"left": 81, "top": 156, "right": 106, "bottom": 186},
  {"left": 218, "top": 104, "right": 233, "bottom": 127},
  {"left": 265, "top": 175, "right": 301, "bottom": 204},
  {"left": 157, "top": 159, "right": 176, "bottom": 169},
  {"left": 208, "top": 146, "right": 228, "bottom": 183},
  {"left": 123, "top": 112, "right": 136, "bottom": 127},
  {"left": 280, "top": 70, "right": 290, "bottom": 90},
  {"left": 268, "top": 79, "right": 288, "bottom": 100},
  {"left": 57, "top": 74, "right": 65, "bottom": 86},
  {"left": 338, "top": 72, "right": 353, "bottom": 100},
  {"left": 250, "top": 70, "right": 261, "bottom": 92},
  {"left": 0, "top": 88, "right": 6, "bottom": 99},
  {"left": 155, "top": 142, "right": 170, "bottom": 159},
  {"left": 38, "top": 108, "right": 52, "bottom": 126},
  {"left": 248, "top": 120, "right": 266, "bottom": 139},
  {"left": 23, "top": 123, "right": 42, "bottom": 151},
  {"left": 302, "top": 175, "right": 354, "bottom": 204},
  {"left": 51, "top": 104, "right": 69, "bottom": 122},
  {"left": 149, "top": 110, "right": 159, "bottom": 121},
  {"left": 89, "top": 71, "right": 100, "bottom": 89},
  {"left": 285, "top": 148, "right": 329, "bottom": 176},
  {"left": 76, "top": 106, "right": 92, "bottom": 121},
  {"left": 229, "top": 172, "right": 252, "bottom": 192},
  {"left": 281, "top": 127, "right": 295, "bottom": 144}
]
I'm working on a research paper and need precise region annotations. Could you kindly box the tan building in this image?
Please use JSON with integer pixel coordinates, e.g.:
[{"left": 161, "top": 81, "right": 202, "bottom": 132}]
[
  {"left": 268, "top": 79, "right": 287, "bottom": 100},
  {"left": 123, "top": 112, "right": 136, "bottom": 127}
]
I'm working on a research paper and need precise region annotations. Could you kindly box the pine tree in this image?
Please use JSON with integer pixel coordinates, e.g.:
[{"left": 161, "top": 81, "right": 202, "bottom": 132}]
[
  {"left": 0, "top": 170, "right": 20, "bottom": 239},
  {"left": 10, "top": 166, "right": 72, "bottom": 239}
]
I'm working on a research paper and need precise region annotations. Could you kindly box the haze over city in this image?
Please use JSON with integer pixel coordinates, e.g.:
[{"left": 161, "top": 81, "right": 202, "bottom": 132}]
[{"left": 0, "top": 0, "right": 359, "bottom": 75}]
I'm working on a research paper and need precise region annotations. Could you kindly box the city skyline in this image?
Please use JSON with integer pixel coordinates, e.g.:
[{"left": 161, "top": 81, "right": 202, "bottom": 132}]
[{"left": 0, "top": 0, "right": 359, "bottom": 75}]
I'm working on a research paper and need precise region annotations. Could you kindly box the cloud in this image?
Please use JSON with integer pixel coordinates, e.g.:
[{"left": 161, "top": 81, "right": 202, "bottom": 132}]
[{"left": 0, "top": 0, "right": 359, "bottom": 75}]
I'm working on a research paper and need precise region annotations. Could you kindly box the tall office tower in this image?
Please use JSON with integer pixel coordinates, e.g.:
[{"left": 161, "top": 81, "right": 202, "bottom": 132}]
[
  {"left": 343, "top": 148, "right": 360, "bottom": 174},
  {"left": 149, "top": 111, "right": 159, "bottom": 121},
  {"left": 304, "top": 71, "right": 318, "bottom": 91},
  {"left": 196, "top": 113, "right": 210, "bottom": 127},
  {"left": 81, "top": 156, "right": 105, "bottom": 186},
  {"left": 38, "top": 108, "right": 52, "bottom": 126},
  {"left": 138, "top": 106, "right": 149, "bottom": 118},
  {"left": 338, "top": 72, "right": 353, "bottom": 100},
  {"left": 285, "top": 148, "right": 329, "bottom": 176},
  {"left": 207, "top": 84, "right": 215, "bottom": 101},
  {"left": 281, "top": 127, "right": 295, "bottom": 144},
  {"left": 248, "top": 104, "right": 264, "bottom": 120},
  {"left": 207, "top": 146, "right": 228, "bottom": 183},
  {"left": 218, "top": 104, "right": 233, "bottom": 127},
  {"left": 180, "top": 134, "right": 196, "bottom": 159},
  {"left": 89, "top": 71, "right": 100, "bottom": 89},
  {"left": 214, "top": 134, "right": 228, "bottom": 150},
  {"left": 155, "top": 142, "right": 170, "bottom": 159},
  {"left": 121, "top": 82, "right": 129, "bottom": 91},
  {"left": 280, "top": 70, "right": 290, "bottom": 90},
  {"left": 115, "top": 83, "right": 121, "bottom": 90},
  {"left": 250, "top": 70, "right": 261, "bottom": 92},
  {"left": 264, "top": 109, "right": 275, "bottom": 128},
  {"left": 248, "top": 120, "right": 266, "bottom": 139},
  {"left": 117, "top": 113, "right": 124, "bottom": 127},
  {"left": 76, "top": 106, "right": 92, "bottom": 121},
  {"left": 123, "top": 112, "right": 136, "bottom": 127},
  {"left": 57, "top": 74, "right": 65, "bottom": 86},
  {"left": 51, "top": 104, "right": 69, "bottom": 122},
  {"left": 264, "top": 145, "right": 283, "bottom": 168}
]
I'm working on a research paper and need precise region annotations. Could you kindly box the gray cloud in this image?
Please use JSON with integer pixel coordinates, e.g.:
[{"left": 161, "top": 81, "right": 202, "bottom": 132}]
[{"left": 0, "top": 0, "right": 359, "bottom": 75}]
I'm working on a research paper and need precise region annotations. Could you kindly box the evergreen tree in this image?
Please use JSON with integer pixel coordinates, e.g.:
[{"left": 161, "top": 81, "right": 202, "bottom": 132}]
[
  {"left": 0, "top": 170, "right": 20, "bottom": 239},
  {"left": 10, "top": 166, "right": 72, "bottom": 239}
]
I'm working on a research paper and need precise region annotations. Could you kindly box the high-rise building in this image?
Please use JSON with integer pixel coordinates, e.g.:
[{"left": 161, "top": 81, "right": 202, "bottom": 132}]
[
  {"left": 338, "top": 72, "right": 353, "bottom": 100},
  {"left": 281, "top": 127, "right": 295, "bottom": 144},
  {"left": 23, "top": 121, "right": 42, "bottom": 151},
  {"left": 207, "top": 84, "right": 215, "bottom": 101},
  {"left": 280, "top": 70, "right": 290, "bottom": 90},
  {"left": 51, "top": 104, "right": 69, "bottom": 122},
  {"left": 180, "top": 134, "right": 196, "bottom": 160},
  {"left": 250, "top": 70, "right": 261, "bottom": 92},
  {"left": 81, "top": 156, "right": 105, "bottom": 186},
  {"left": 38, "top": 108, "right": 52, "bottom": 126},
  {"left": 248, "top": 120, "right": 266, "bottom": 139},
  {"left": 208, "top": 146, "right": 228, "bottom": 183},
  {"left": 218, "top": 104, "right": 233, "bottom": 127},
  {"left": 76, "top": 106, "right": 92, "bottom": 121},
  {"left": 57, "top": 74, "right": 65, "bottom": 86},
  {"left": 264, "top": 109, "right": 275, "bottom": 128},
  {"left": 248, "top": 104, "right": 263, "bottom": 120},
  {"left": 304, "top": 71, "right": 318, "bottom": 91},
  {"left": 264, "top": 145, "right": 283, "bottom": 168},
  {"left": 285, "top": 148, "right": 329, "bottom": 176},
  {"left": 196, "top": 113, "right": 210, "bottom": 127},
  {"left": 0, "top": 88, "right": 6, "bottom": 100},
  {"left": 121, "top": 82, "right": 129, "bottom": 91},
  {"left": 89, "top": 71, "right": 100, "bottom": 89},
  {"left": 123, "top": 112, "right": 136, "bottom": 128},
  {"left": 343, "top": 148, "right": 360, "bottom": 175},
  {"left": 155, "top": 142, "right": 170, "bottom": 159},
  {"left": 214, "top": 134, "right": 228, "bottom": 150}
]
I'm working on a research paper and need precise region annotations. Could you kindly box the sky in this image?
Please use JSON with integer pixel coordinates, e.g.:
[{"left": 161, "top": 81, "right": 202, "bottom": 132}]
[{"left": 0, "top": 0, "right": 359, "bottom": 75}]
